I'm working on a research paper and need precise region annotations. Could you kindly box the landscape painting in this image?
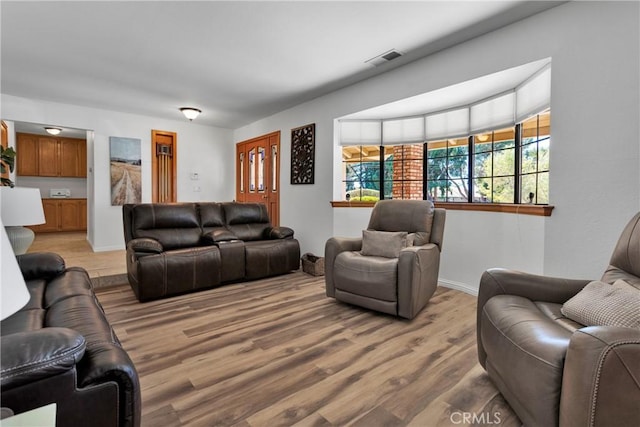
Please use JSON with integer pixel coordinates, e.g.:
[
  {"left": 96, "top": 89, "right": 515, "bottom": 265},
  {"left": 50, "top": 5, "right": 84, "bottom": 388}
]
[{"left": 110, "top": 137, "right": 141, "bottom": 205}]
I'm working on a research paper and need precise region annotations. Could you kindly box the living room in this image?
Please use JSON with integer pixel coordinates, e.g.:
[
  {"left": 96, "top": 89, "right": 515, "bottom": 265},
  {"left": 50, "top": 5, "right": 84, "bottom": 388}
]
[{"left": 1, "top": 1, "right": 639, "bottom": 426}]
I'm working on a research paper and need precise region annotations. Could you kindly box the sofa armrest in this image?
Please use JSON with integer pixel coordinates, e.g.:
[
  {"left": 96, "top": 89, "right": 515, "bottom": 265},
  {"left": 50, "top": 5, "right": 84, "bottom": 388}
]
[
  {"left": 16, "top": 252, "right": 66, "bottom": 281},
  {"left": 1, "top": 328, "right": 86, "bottom": 390},
  {"left": 324, "top": 237, "right": 362, "bottom": 297},
  {"left": 127, "top": 238, "right": 163, "bottom": 254},
  {"left": 201, "top": 229, "right": 239, "bottom": 245},
  {"left": 560, "top": 326, "right": 640, "bottom": 427},
  {"left": 477, "top": 268, "right": 591, "bottom": 367},
  {"left": 397, "top": 243, "right": 441, "bottom": 319},
  {"left": 266, "top": 226, "right": 294, "bottom": 239}
]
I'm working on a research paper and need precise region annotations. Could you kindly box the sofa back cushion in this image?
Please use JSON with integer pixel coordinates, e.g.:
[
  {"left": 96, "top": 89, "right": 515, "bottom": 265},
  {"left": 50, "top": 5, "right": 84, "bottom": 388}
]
[
  {"left": 130, "top": 203, "right": 201, "bottom": 249},
  {"left": 222, "top": 203, "right": 271, "bottom": 241},
  {"left": 199, "top": 202, "right": 227, "bottom": 235},
  {"left": 368, "top": 200, "right": 434, "bottom": 246},
  {"left": 604, "top": 211, "right": 640, "bottom": 285}
]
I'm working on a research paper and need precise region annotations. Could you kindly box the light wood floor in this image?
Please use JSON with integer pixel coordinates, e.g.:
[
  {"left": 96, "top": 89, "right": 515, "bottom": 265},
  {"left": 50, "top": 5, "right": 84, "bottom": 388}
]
[
  {"left": 95, "top": 273, "right": 520, "bottom": 427},
  {"left": 28, "top": 231, "right": 127, "bottom": 287}
]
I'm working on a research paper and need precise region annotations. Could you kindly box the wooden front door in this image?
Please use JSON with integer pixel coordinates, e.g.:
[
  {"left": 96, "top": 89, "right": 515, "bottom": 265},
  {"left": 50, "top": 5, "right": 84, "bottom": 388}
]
[{"left": 236, "top": 131, "right": 280, "bottom": 226}]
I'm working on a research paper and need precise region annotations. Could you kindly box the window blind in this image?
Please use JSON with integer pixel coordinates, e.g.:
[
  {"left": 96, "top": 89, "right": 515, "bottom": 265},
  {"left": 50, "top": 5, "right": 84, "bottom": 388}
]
[
  {"left": 470, "top": 91, "right": 516, "bottom": 134},
  {"left": 339, "top": 120, "right": 381, "bottom": 145},
  {"left": 382, "top": 116, "right": 425, "bottom": 144},
  {"left": 516, "top": 65, "right": 551, "bottom": 122},
  {"left": 425, "top": 107, "right": 470, "bottom": 141},
  {"left": 338, "top": 64, "right": 550, "bottom": 145}
]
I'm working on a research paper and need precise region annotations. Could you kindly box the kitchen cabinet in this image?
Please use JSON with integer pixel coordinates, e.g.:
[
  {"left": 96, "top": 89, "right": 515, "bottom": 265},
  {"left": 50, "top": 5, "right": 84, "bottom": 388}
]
[
  {"left": 17, "top": 133, "right": 86, "bottom": 177},
  {"left": 16, "top": 133, "right": 39, "bottom": 176},
  {"left": 31, "top": 198, "right": 87, "bottom": 233}
]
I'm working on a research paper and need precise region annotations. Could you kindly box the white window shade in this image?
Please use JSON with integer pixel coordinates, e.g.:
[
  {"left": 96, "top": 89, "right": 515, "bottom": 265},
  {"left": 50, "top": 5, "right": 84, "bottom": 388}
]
[
  {"left": 425, "top": 107, "right": 469, "bottom": 141},
  {"left": 470, "top": 91, "right": 515, "bottom": 133},
  {"left": 339, "top": 120, "right": 382, "bottom": 145},
  {"left": 382, "top": 117, "right": 425, "bottom": 144},
  {"left": 516, "top": 66, "right": 551, "bottom": 122}
]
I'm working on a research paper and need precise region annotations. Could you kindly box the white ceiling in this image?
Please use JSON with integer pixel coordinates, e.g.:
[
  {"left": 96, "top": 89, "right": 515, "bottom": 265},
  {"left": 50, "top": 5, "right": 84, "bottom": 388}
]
[{"left": 1, "top": 1, "right": 564, "bottom": 129}]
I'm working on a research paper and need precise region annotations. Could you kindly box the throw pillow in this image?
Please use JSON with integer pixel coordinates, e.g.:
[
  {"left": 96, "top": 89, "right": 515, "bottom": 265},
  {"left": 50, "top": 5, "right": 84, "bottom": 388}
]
[
  {"left": 561, "top": 280, "right": 640, "bottom": 329},
  {"left": 361, "top": 230, "right": 408, "bottom": 258}
]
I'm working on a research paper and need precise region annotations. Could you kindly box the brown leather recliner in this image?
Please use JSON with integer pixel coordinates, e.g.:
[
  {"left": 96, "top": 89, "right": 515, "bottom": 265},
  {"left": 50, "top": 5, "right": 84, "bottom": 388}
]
[
  {"left": 123, "top": 202, "right": 300, "bottom": 302},
  {"left": 325, "top": 200, "right": 445, "bottom": 320},
  {"left": 1, "top": 252, "right": 141, "bottom": 426},
  {"left": 477, "top": 212, "right": 640, "bottom": 427}
]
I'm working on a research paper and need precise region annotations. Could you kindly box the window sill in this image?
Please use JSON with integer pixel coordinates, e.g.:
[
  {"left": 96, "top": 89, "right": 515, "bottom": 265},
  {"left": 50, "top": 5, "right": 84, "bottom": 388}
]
[{"left": 330, "top": 201, "right": 554, "bottom": 216}]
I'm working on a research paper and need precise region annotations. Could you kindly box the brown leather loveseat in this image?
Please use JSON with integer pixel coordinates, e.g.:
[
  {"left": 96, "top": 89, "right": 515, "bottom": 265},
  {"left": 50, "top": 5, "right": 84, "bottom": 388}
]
[
  {"left": 1, "top": 252, "right": 141, "bottom": 427},
  {"left": 123, "top": 202, "right": 300, "bottom": 302},
  {"left": 477, "top": 212, "right": 640, "bottom": 427}
]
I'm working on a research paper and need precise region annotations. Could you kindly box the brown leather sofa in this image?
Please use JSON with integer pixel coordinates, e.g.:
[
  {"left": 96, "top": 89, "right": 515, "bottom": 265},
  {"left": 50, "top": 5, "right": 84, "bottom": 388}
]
[
  {"left": 325, "top": 200, "right": 445, "bottom": 319},
  {"left": 123, "top": 202, "right": 300, "bottom": 302},
  {"left": 477, "top": 212, "right": 640, "bottom": 427},
  {"left": 0, "top": 252, "right": 141, "bottom": 427}
]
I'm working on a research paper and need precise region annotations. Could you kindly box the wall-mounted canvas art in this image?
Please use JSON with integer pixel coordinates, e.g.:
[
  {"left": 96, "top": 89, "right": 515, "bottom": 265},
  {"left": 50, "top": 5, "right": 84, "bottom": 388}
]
[
  {"left": 291, "top": 123, "right": 315, "bottom": 185},
  {"left": 110, "top": 137, "right": 142, "bottom": 205}
]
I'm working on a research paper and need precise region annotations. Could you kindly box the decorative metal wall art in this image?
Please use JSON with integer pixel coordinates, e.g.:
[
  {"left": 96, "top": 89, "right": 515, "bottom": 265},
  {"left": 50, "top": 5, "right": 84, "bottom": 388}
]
[{"left": 291, "top": 123, "right": 315, "bottom": 185}]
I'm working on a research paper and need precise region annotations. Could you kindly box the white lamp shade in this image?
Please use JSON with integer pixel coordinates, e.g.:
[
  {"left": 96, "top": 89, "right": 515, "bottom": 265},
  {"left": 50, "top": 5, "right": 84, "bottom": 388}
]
[
  {"left": 0, "top": 187, "right": 45, "bottom": 226},
  {"left": 1, "top": 220, "right": 29, "bottom": 320}
]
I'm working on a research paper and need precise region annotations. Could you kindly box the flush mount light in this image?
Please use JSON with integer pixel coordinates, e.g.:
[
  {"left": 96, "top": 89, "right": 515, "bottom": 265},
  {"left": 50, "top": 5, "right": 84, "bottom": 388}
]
[
  {"left": 44, "top": 127, "right": 62, "bottom": 135},
  {"left": 180, "top": 107, "right": 202, "bottom": 121}
]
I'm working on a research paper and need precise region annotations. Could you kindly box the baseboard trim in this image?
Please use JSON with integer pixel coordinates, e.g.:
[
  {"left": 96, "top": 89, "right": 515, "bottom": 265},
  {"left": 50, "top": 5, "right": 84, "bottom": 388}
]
[{"left": 439, "top": 279, "right": 478, "bottom": 296}]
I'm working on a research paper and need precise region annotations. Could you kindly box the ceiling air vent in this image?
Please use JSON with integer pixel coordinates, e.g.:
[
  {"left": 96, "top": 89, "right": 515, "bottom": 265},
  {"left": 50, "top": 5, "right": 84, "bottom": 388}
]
[{"left": 365, "top": 49, "right": 403, "bottom": 67}]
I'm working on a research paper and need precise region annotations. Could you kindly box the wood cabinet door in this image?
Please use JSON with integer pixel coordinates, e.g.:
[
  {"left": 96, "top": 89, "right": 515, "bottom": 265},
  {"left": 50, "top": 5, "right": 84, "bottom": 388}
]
[
  {"left": 36, "top": 200, "right": 60, "bottom": 232},
  {"left": 59, "top": 199, "right": 81, "bottom": 230},
  {"left": 78, "top": 140, "right": 87, "bottom": 177},
  {"left": 59, "top": 139, "right": 80, "bottom": 177},
  {"left": 16, "top": 134, "right": 39, "bottom": 176},
  {"left": 79, "top": 199, "right": 87, "bottom": 230},
  {"left": 38, "top": 137, "right": 59, "bottom": 176}
]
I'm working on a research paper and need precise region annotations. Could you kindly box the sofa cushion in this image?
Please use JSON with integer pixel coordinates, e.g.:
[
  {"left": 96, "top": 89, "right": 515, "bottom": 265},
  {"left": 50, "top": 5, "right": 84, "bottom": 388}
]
[
  {"left": 136, "top": 246, "right": 222, "bottom": 301},
  {"left": 334, "top": 251, "right": 398, "bottom": 301},
  {"left": 367, "top": 200, "right": 434, "bottom": 245},
  {"left": 199, "top": 202, "right": 226, "bottom": 231},
  {"left": 361, "top": 230, "right": 407, "bottom": 258},
  {"left": 223, "top": 203, "right": 271, "bottom": 241},
  {"left": 131, "top": 203, "right": 201, "bottom": 249},
  {"left": 243, "top": 239, "right": 300, "bottom": 280},
  {"left": 44, "top": 268, "right": 94, "bottom": 308},
  {"left": 561, "top": 280, "right": 640, "bottom": 329}
]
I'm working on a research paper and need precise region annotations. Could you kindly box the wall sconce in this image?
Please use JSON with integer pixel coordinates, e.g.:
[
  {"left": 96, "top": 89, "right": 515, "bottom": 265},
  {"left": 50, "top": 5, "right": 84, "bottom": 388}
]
[
  {"left": 180, "top": 108, "right": 202, "bottom": 121},
  {"left": 44, "top": 127, "right": 62, "bottom": 135}
]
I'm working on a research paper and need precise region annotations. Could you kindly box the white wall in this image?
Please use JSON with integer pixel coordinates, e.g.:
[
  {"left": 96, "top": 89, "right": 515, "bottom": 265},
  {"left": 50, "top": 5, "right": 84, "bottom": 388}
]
[
  {"left": 0, "top": 95, "right": 234, "bottom": 251},
  {"left": 235, "top": 1, "right": 640, "bottom": 290}
]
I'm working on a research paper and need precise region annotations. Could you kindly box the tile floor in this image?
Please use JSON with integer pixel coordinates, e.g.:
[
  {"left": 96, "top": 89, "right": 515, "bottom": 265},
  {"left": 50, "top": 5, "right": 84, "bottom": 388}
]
[{"left": 28, "top": 231, "right": 127, "bottom": 288}]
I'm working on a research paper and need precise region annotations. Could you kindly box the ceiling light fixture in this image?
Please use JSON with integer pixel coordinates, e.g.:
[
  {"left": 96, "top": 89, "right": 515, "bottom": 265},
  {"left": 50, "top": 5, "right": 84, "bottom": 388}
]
[
  {"left": 44, "top": 127, "right": 62, "bottom": 135},
  {"left": 180, "top": 107, "right": 202, "bottom": 121}
]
